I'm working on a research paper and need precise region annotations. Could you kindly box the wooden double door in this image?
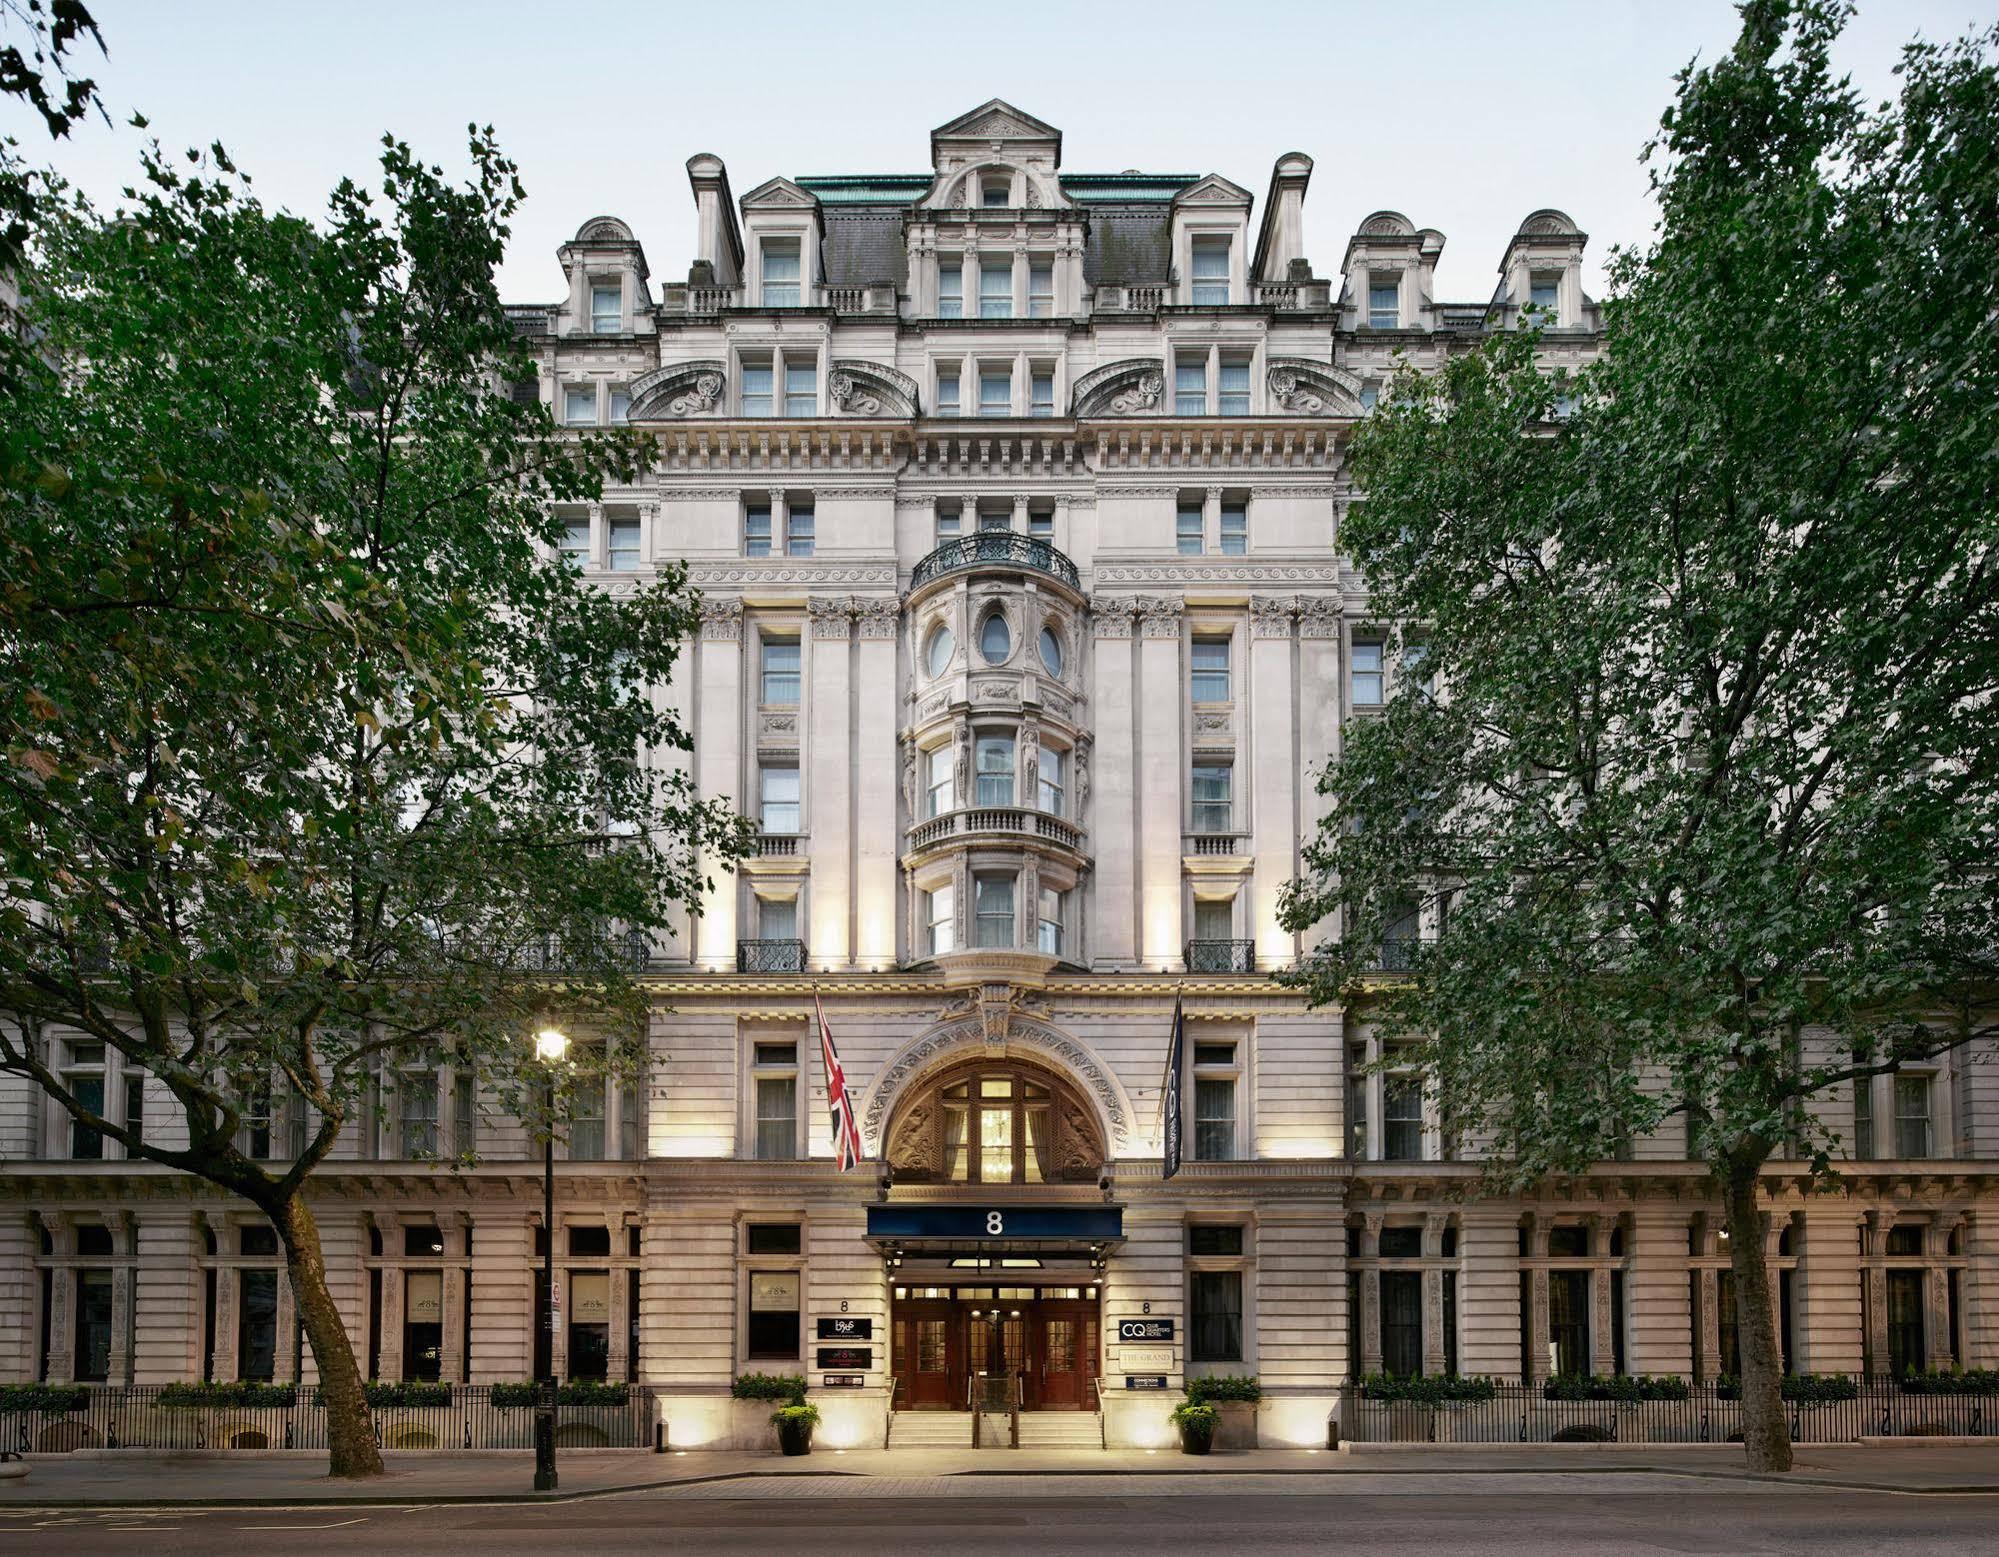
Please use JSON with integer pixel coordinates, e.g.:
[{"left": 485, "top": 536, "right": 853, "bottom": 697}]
[{"left": 893, "top": 1293, "right": 1099, "bottom": 1410}]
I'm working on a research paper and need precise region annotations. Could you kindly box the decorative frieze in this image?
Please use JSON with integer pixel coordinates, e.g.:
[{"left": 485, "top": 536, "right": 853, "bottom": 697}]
[
  {"left": 854, "top": 597, "right": 900, "bottom": 639},
  {"left": 1137, "top": 595, "right": 1183, "bottom": 638},
  {"left": 809, "top": 596, "right": 854, "bottom": 639},
  {"left": 1249, "top": 595, "right": 1296, "bottom": 638},
  {"left": 1090, "top": 595, "right": 1138, "bottom": 638},
  {"left": 698, "top": 597, "right": 744, "bottom": 642}
]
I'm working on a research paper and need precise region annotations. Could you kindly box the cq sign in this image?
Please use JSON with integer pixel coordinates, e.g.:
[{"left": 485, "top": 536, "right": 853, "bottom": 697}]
[{"left": 1117, "top": 1319, "right": 1174, "bottom": 1342}]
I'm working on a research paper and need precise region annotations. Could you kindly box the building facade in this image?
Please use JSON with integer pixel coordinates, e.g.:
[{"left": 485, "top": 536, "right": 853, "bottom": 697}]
[{"left": 3, "top": 101, "right": 1995, "bottom": 1451}]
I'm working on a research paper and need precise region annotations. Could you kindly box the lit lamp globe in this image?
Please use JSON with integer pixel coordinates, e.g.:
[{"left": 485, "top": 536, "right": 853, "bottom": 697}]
[{"left": 534, "top": 1027, "right": 570, "bottom": 1063}]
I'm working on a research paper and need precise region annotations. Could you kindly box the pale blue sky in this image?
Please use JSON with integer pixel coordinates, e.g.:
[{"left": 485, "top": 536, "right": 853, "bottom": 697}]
[{"left": 7, "top": 1, "right": 1992, "bottom": 302}]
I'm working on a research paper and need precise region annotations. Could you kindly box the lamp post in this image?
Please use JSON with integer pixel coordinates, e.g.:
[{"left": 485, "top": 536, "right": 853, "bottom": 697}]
[{"left": 532, "top": 1026, "right": 569, "bottom": 1493}]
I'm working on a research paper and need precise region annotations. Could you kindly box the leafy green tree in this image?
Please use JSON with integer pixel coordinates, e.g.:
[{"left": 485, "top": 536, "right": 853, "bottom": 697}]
[
  {"left": 0, "top": 132, "right": 752, "bottom": 1475},
  {"left": 1282, "top": 1, "right": 1999, "bottom": 1473},
  {"left": 0, "top": 0, "right": 105, "bottom": 268}
]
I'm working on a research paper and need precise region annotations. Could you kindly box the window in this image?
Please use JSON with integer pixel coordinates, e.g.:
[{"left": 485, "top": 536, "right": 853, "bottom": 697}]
[
  {"left": 1368, "top": 274, "right": 1399, "bottom": 329},
  {"left": 570, "top": 1075, "right": 607, "bottom": 1161},
  {"left": 758, "top": 638, "right": 801, "bottom": 706},
  {"left": 979, "top": 367, "right": 1011, "bottom": 416},
  {"left": 938, "top": 261, "right": 963, "bottom": 320},
  {"left": 1035, "top": 626, "right": 1064, "bottom": 680},
  {"left": 1894, "top": 1074, "right": 1932, "bottom": 1158},
  {"left": 757, "top": 895, "right": 797, "bottom": 942},
  {"left": 978, "top": 257, "right": 1012, "bottom": 319},
  {"left": 1381, "top": 1270, "right": 1422, "bottom": 1378},
  {"left": 975, "top": 874, "right": 1015, "bottom": 947},
  {"left": 1378, "top": 1226, "right": 1422, "bottom": 1258},
  {"left": 1383, "top": 1075, "right": 1422, "bottom": 1161},
  {"left": 1219, "top": 503, "right": 1246, "bottom": 555},
  {"left": 608, "top": 387, "right": 630, "bottom": 425},
  {"left": 759, "top": 762, "right": 800, "bottom": 834},
  {"left": 741, "top": 359, "right": 773, "bottom": 416},
  {"left": 239, "top": 1270, "right": 279, "bottom": 1382},
  {"left": 1190, "top": 1270, "right": 1243, "bottom": 1361},
  {"left": 925, "top": 884, "right": 955, "bottom": 956},
  {"left": 1401, "top": 643, "right": 1434, "bottom": 699},
  {"left": 1028, "top": 505, "right": 1054, "bottom": 540},
  {"left": 926, "top": 745, "right": 955, "bottom": 816},
  {"left": 1194, "top": 897, "right": 1233, "bottom": 942},
  {"left": 744, "top": 504, "right": 772, "bottom": 557},
  {"left": 1191, "top": 637, "right": 1231, "bottom": 702},
  {"left": 123, "top": 1073, "right": 145, "bottom": 1148},
  {"left": 982, "top": 176, "right": 1011, "bottom": 208},
  {"left": 937, "top": 368, "right": 961, "bottom": 416},
  {"left": 1191, "top": 763, "right": 1232, "bottom": 834},
  {"left": 399, "top": 1072, "right": 439, "bottom": 1158},
  {"left": 783, "top": 361, "right": 816, "bottom": 418},
  {"left": 63, "top": 1041, "right": 105, "bottom": 1159},
  {"left": 924, "top": 624, "right": 954, "bottom": 679},
  {"left": 1036, "top": 886, "right": 1064, "bottom": 956},
  {"left": 785, "top": 504, "right": 815, "bottom": 557},
  {"left": 563, "top": 385, "right": 597, "bottom": 425},
  {"left": 1359, "top": 382, "right": 1380, "bottom": 412},
  {"left": 1193, "top": 1063, "right": 1236, "bottom": 1161},
  {"left": 1347, "top": 1047, "right": 1370, "bottom": 1158},
  {"left": 1189, "top": 1225, "right": 1244, "bottom": 1257},
  {"left": 979, "top": 612, "right": 1012, "bottom": 665},
  {"left": 1885, "top": 1224, "right": 1923, "bottom": 1257},
  {"left": 74, "top": 1270, "right": 113, "bottom": 1382},
  {"left": 1028, "top": 262, "right": 1053, "bottom": 317},
  {"left": 1030, "top": 370, "right": 1055, "bottom": 417},
  {"left": 1854, "top": 1078, "right": 1874, "bottom": 1159},
  {"left": 1887, "top": 1268, "right": 1925, "bottom": 1377},
  {"left": 940, "top": 1068, "right": 1058, "bottom": 1184},
  {"left": 748, "top": 1270, "right": 801, "bottom": 1359},
  {"left": 1177, "top": 505, "right": 1204, "bottom": 555},
  {"left": 1548, "top": 1269, "right": 1589, "bottom": 1378},
  {"left": 754, "top": 1040, "right": 797, "bottom": 1161},
  {"left": 747, "top": 1222, "right": 802, "bottom": 1255},
  {"left": 1190, "top": 235, "right": 1230, "bottom": 305},
  {"left": 1218, "top": 358, "right": 1250, "bottom": 416},
  {"left": 590, "top": 283, "right": 620, "bottom": 333},
  {"left": 935, "top": 501, "right": 963, "bottom": 541},
  {"left": 559, "top": 514, "right": 591, "bottom": 569},
  {"left": 1528, "top": 271, "right": 1559, "bottom": 322},
  {"left": 1175, "top": 355, "right": 1207, "bottom": 416},
  {"left": 761, "top": 238, "right": 801, "bottom": 307},
  {"left": 607, "top": 515, "right": 640, "bottom": 572},
  {"left": 979, "top": 508, "right": 1011, "bottom": 532},
  {"left": 1351, "top": 639, "right": 1384, "bottom": 705},
  {"left": 975, "top": 734, "right": 1014, "bottom": 804},
  {"left": 1037, "top": 746, "right": 1064, "bottom": 814}
]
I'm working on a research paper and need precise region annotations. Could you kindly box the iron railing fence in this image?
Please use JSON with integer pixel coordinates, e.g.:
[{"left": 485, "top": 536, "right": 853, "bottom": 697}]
[
  {"left": 1335, "top": 1378, "right": 1996, "bottom": 1445},
  {"left": 3, "top": 1384, "right": 658, "bottom": 1454}
]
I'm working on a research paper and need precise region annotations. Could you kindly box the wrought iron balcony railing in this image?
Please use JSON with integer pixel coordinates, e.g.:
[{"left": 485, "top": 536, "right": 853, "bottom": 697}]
[
  {"left": 909, "top": 532, "right": 1081, "bottom": 593},
  {"left": 1185, "top": 939, "right": 1255, "bottom": 974},
  {"left": 737, "top": 939, "right": 809, "bottom": 974}
]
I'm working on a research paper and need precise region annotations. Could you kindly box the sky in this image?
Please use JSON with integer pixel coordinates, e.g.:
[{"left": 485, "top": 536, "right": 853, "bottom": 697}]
[{"left": 5, "top": 0, "right": 1994, "bottom": 303}]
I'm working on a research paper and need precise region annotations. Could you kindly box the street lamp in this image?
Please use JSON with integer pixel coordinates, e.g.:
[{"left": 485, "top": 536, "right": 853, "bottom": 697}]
[{"left": 532, "top": 1026, "right": 569, "bottom": 1492}]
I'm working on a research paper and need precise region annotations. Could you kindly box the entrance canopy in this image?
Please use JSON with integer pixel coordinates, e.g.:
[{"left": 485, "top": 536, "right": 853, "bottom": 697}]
[{"left": 865, "top": 1204, "right": 1123, "bottom": 1264}]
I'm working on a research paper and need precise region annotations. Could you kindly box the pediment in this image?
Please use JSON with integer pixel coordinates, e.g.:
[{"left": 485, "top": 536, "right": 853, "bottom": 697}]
[
  {"left": 1173, "top": 173, "right": 1253, "bottom": 209},
  {"left": 627, "top": 360, "right": 727, "bottom": 420},
  {"left": 1266, "top": 358, "right": 1366, "bottom": 417},
  {"left": 828, "top": 359, "right": 921, "bottom": 418},
  {"left": 932, "top": 97, "right": 1062, "bottom": 147},
  {"left": 1071, "top": 358, "right": 1166, "bottom": 418},
  {"left": 739, "top": 176, "right": 820, "bottom": 213}
]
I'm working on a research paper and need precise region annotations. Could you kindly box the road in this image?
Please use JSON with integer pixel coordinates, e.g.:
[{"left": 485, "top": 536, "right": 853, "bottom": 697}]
[{"left": 4, "top": 1473, "right": 1997, "bottom": 1555}]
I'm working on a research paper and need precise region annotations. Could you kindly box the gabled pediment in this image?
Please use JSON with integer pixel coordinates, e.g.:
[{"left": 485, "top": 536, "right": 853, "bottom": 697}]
[
  {"left": 739, "top": 176, "right": 821, "bottom": 213},
  {"left": 931, "top": 98, "right": 1062, "bottom": 167},
  {"left": 1172, "top": 174, "right": 1253, "bottom": 210}
]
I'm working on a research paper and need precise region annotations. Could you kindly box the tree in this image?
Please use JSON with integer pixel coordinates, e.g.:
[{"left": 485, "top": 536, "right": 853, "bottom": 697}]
[
  {"left": 0, "top": 0, "right": 105, "bottom": 267},
  {"left": 0, "top": 132, "right": 753, "bottom": 1475},
  {"left": 1280, "top": 1, "right": 1999, "bottom": 1474}
]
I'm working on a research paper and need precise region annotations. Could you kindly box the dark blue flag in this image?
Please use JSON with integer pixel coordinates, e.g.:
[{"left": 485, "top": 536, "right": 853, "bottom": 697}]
[{"left": 1161, "top": 993, "right": 1184, "bottom": 1180}]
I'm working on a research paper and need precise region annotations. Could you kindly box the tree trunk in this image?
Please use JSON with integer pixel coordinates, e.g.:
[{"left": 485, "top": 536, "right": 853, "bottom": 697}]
[
  {"left": 270, "top": 1192, "right": 385, "bottom": 1478},
  {"left": 1723, "top": 1157, "right": 1792, "bottom": 1473}
]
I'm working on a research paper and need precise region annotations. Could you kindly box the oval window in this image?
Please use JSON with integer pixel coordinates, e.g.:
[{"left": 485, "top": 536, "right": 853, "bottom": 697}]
[
  {"left": 925, "top": 625, "right": 954, "bottom": 677},
  {"left": 1039, "top": 625, "right": 1063, "bottom": 677},
  {"left": 980, "top": 612, "right": 1011, "bottom": 665}
]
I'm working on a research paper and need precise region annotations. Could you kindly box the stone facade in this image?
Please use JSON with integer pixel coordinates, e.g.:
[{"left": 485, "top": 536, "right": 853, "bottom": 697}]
[{"left": 2, "top": 100, "right": 1994, "bottom": 1452}]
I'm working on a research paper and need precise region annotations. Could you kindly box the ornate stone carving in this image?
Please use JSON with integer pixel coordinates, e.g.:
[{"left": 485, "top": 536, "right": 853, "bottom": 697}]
[
  {"left": 827, "top": 371, "right": 879, "bottom": 416},
  {"left": 1071, "top": 359, "right": 1167, "bottom": 418},
  {"left": 1250, "top": 595, "right": 1295, "bottom": 639},
  {"left": 628, "top": 359, "right": 728, "bottom": 420},
  {"left": 809, "top": 596, "right": 854, "bottom": 639},
  {"left": 827, "top": 360, "right": 922, "bottom": 417},
  {"left": 888, "top": 1103, "right": 936, "bottom": 1177},
  {"left": 669, "top": 373, "right": 724, "bottom": 415},
  {"left": 1267, "top": 358, "right": 1366, "bottom": 417},
  {"left": 698, "top": 597, "right": 743, "bottom": 642},
  {"left": 1108, "top": 371, "right": 1163, "bottom": 414},
  {"left": 900, "top": 743, "right": 918, "bottom": 819},
  {"left": 1091, "top": 596, "right": 1137, "bottom": 639},
  {"left": 1137, "top": 595, "right": 1183, "bottom": 638},
  {"left": 854, "top": 597, "right": 899, "bottom": 639},
  {"left": 1295, "top": 594, "right": 1342, "bottom": 639}
]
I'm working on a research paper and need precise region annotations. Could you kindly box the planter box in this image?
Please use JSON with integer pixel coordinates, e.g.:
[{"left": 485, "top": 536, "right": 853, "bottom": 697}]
[{"left": 1211, "top": 1400, "right": 1258, "bottom": 1451}]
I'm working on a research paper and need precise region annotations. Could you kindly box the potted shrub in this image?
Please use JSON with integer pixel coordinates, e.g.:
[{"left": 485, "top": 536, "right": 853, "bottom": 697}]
[
  {"left": 1185, "top": 1374, "right": 1262, "bottom": 1449},
  {"left": 1171, "top": 1400, "right": 1218, "bottom": 1456},
  {"left": 772, "top": 1400, "right": 819, "bottom": 1456}
]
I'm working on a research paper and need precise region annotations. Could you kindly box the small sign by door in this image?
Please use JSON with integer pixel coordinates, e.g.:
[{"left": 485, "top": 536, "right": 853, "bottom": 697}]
[
  {"left": 817, "top": 1316, "right": 874, "bottom": 1341},
  {"left": 1125, "top": 1375, "right": 1169, "bottom": 1390},
  {"left": 817, "top": 1346, "right": 871, "bottom": 1370},
  {"left": 1117, "top": 1319, "right": 1174, "bottom": 1342},
  {"left": 821, "top": 1373, "right": 866, "bottom": 1388}
]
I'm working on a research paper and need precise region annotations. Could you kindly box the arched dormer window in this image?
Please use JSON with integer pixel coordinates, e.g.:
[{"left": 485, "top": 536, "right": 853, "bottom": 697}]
[{"left": 885, "top": 1057, "right": 1104, "bottom": 1185}]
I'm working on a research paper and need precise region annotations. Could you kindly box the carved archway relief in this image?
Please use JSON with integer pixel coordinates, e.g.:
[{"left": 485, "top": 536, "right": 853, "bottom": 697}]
[{"left": 858, "top": 1018, "right": 1133, "bottom": 1158}]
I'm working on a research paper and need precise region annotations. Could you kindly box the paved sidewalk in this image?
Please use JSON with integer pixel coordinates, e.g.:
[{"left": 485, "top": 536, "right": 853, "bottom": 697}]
[{"left": 0, "top": 1441, "right": 1994, "bottom": 1507}]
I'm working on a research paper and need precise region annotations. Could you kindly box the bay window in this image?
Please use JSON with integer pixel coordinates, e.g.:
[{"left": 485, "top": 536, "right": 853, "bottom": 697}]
[
  {"left": 925, "top": 884, "right": 956, "bottom": 956},
  {"left": 975, "top": 734, "right": 1015, "bottom": 805},
  {"left": 974, "top": 874, "right": 1015, "bottom": 947}
]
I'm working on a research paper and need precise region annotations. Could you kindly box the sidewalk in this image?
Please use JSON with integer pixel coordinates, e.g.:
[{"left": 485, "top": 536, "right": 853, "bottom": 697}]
[{"left": 0, "top": 1441, "right": 1994, "bottom": 1507}]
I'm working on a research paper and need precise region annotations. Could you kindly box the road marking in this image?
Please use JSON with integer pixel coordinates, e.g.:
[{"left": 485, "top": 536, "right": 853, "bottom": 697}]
[{"left": 237, "top": 1518, "right": 368, "bottom": 1530}]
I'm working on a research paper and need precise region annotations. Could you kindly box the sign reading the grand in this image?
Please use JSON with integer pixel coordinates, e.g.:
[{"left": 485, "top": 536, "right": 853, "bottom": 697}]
[{"left": 864, "top": 1206, "right": 1124, "bottom": 1241}]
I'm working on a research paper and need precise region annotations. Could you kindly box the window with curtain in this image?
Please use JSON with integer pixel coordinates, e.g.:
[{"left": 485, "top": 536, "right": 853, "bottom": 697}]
[
  {"left": 1383, "top": 1075, "right": 1422, "bottom": 1160},
  {"left": 569, "top": 1074, "right": 606, "bottom": 1161},
  {"left": 1190, "top": 1270, "right": 1243, "bottom": 1361},
  {"left": 1351, "top": 640, "right": 1385, "bottom": 704},
  {"left": 740, "top": 359, "right": 774, "bottom": 416},
  {"left": 1529, "top": 272, "right": 1559, "bottom": 321},
  {"left": 1191, "top": 638, "right": 1231, "bottom": 701},
  {"left": 974, "top": 874, "right": 1014, "bottom": 947},
  {"left": 1190, "top": 236, "right": 1230, "bottom": 304},
  {"left": 978, "top": 257, "right": 1012, "bottom": 318},
  {"left": 926, "top": 746, "right": 955, "bottom": 817},
  {"left": 785, "top": 505, "right": 815, "bottom": 557},
  {"left": 760, "top": 639, "right": 800, "bottom": 705},
  {"left": 925, "top": 884, "right": 955, "bottom": 956},
  {"left": 744, "top": 505, "right": 772, "bottom": 557},
  {"left": 1177, "top": 506, "right": 1204, "bottom": 555},
  {"left": 1175, "top": 355, "right": 1207, "bottom": 415},
  {"left": 1854, "top": 1078, "right": 1874, "bottom": 1159},
  {"left": 1380, "top": 1270, "right": 1423, "bottom": 1378},
  {"left": 978, "top": 368, "right": 1011, "bottom": 415},
  {"left": 1030, "top": 370, "right": 1055, "bottom": 417},
  {"left": 761, "top": 238, "right": 801, "bottom": 307},
  {"left": 783, "top": 361, "right": 816, "bottom": 417},
  {"left": 1368, "top": 275, "right": 1399, "bottom": 328},
  {"left": 563, "top": 385, "right": 597, "bottom": 425},
  {"left": 1036, "top": 886, "right": 1064, "bottom": 957},
  {"left": 607, "top": 516, "right": 640, "bottom": 572},
  {"left": 1194, "top": 1075, "right": 1236, "bottom": 1161},
  {"left": 1219, "top": 503, "right": 1246, "bottom": 555},
  {"left": 1028, "top": 262, "right": 1053, "bottom": 317},
  {"left": 938, "top": 260, "right": 963, "bottom": 319},
  {"left": 1191, "top": 764, "right": 1232, "bottom": 833},
  {"left": 608, "top": 387, "right": 630, "bottom": 424},
  {"left": 975, "top": 734, "right": 1015, "bottom": 805},
  {"left": 1037, "top": 747, "right": 1064, "bottom": 815},
  {"left": 759, "top": 763, "right": 800, "bottom": 834},
  {"left": 886, "top": 1059, "right": 1102, "bottom": 1185},
  {"left": 590, "top": 283, "right": 620, "bottom": 333},
  {"left": 755, "top": 1073, "right": 796, "bottom": 1160},
  {"left": 1894, "top": 1074, "right": 1933, "bottom": 1158},
  {"left": 936, "top": 369, "right": 961, "bottom": 416},
  {"left": 399, "top": 1072, "right": 438, "bottom": 1158},
  {"left": 559, "top": 514, "right": 591, "bottom": 569},
  {"left": 1218, "top": 359, "right": 1250, "bottom": 415}
]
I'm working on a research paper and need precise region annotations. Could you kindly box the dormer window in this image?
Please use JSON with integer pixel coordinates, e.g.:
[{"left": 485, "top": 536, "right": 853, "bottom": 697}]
[
  {"left": 761, "top": 237, "right": 801, "bottom": 307},
  {"left": 982, "top": 176, "right": 1012, "bottom": 208},
  {"left": 1529, "top": 271, "right": 1560, "bottom": 325},
  {"left": 1191, "top": 236, "right": 1231, "bottom": 305},
  {"left": 589, "top": 283, "right": 620, "bottom": 333},
  {"left": 1368, "top": 274, "right": 1400, "bottom": 329}
]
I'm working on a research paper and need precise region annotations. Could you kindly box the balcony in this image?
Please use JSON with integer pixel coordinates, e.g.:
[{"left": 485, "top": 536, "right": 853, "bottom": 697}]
[
  {"left": 754, "top": 832, "right": 802, "bottom": 858},
  {"left": 907, "top": 805, "right": 1085, "bottom": 857},
  {"left": 1185, "top": 832, "right": 1245, "bottom": 857},
  {"left": 660, "top": 282, "right": 898, "bottom": 316},
  {"left": 909, "top": 533, "right": 1081, "bottom": 595},
  {"left": 737, "top": 939, "right": 808, "bottom": 974},
  {"left": 1185, "top": 939, "right": 1255, "bottom": 974}
]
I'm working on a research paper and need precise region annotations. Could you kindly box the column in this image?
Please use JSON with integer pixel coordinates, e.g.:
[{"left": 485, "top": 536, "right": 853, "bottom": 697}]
[
  {"left": 108, "top": 1215, "right": 134, "bottom": 1384},
  {"left": 1137, "top": 596, "right": 1184, "bottom": 966},
  {"left": 607, "top": 1257, "right": 630, "bottom": 1386},
  {"left": 1358, "top": 1215, "right": 1383, "bottom": 1374},
  {"left": 1695, "top": 1268, "right": 1722, "bottom": 1381},
  {"left": 807, "top": 596, "right": 853, "bottom": 968},
  {"left": 695, "top": 599, "right": 745, "bottom": 967},
  {"left": 1295, "top": 597, "right": 1342, "bottom": 951},
  {"left": 377, "top": 1265, "right": 405, "bottom": 1383},
  {"left": 1525, "top": 1218, "right": 1552, "bottom": 1383},
  {"left": 45, "top": 1258, "right": 76, "bottom": 1384},
  {"left": 438, "top": 1211, "right": 467, "bottom": 1384},
  {"left": 1862, "top": 1210, "right": 1889, "bottom": 1374},
  {"left": 1421, "top": 1212, "right": 1450, "bottom": 1375},
  {"left": 1089, "top": 598, "right": 1137, "bottom": 965},
  {"left": 854, "top": 599, "right": 899, "bottom": 969},
  {"left": 274, "top": 1263, "right": 298, "bottom": 1383},
  {"left": 1248, "top": 597, "right": 1296, "bottom": 968},
  {"left": 211, "top": 1265, "right": 239, "bottom": 1382},
  {"left": 1201, "top": 486, "right": 1221, "bottom": 550}
]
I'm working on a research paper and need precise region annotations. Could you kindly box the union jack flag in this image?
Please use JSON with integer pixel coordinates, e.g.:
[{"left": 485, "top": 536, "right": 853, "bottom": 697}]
[{"left": 816, "top": 992, "right": 865, "bottom": 1172}]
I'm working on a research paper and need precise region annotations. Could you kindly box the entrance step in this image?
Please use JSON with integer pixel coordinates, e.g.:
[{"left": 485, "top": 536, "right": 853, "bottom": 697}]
[
  {"left": 1015, "top": 1414, "right": 1104, "bottom": 1450},
  {"left": 889, "top": 1412, "right": 974, "bottom": 1448}
]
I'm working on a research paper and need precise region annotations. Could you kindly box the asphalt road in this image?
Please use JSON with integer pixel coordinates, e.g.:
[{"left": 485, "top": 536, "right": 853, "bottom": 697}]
[{"left": 5, "top": 1476, "right": 1998, "bottom": 1556}]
